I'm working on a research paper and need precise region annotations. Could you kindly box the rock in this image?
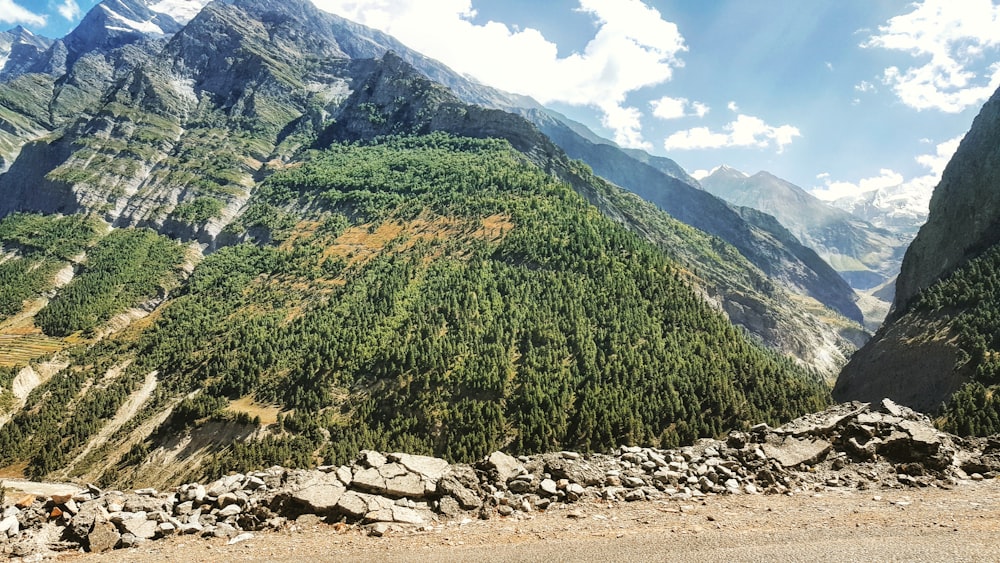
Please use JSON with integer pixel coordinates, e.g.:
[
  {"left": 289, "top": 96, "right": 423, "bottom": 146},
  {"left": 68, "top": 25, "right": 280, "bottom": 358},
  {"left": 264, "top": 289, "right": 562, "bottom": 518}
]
[
  {"left": 436, "top": 496, "right": 462, "bottom": 517},
  {"left": 359, "top": 450, "right": 388, "bottom": 469},
  {"left": 369, "top": 522, "right": 391, "bottom": 537},
  {"left": 122, "top": 516, "right": 158, "bottom": 540},
  {"left": 762, "top": 436, "right": 832, "bottom": 467},
  {"left": 212, "top": 522, "right": 238, "bottom": 538},
  {"left": 178, "top": 522, "right": 203, "bottom": 534},
  {"left": 184, "top": 484, "right": 206, "bottom": 502},
  {"left": 217, "top": 504, "right": 242, "bottom": 518},
  {"left": 289, "top": 482, "right": 347, "bottom": 515},
  {"left": 69, "top": 501, "right": 109, "bottom": 541},
  {"left": 353, "top": 464, "right": 429, "bottom": 498},
  {"left": 544, "top": 456, "right": 604, "bottom": 486},
  {"left": 244, "top": 476, "right": 267, "bottom": 491},
  {"left": 485, "top": 451, "right": 523, "bottom": 484},
  {"left": 50, "top": 493, "right": 73, "bottom": 505},
  {"left": 229, "top": 532, "right": 254, "bottom": 545},
  {"left": 15, "top": 494, "right": 35, "bottom": 509},
  {"left": 539, "top": 478, "right": 558, "bottom": 496},
  {"left": 393, "top": 453, "right": 449, "bottom": 482},
  {"left": 624, "top": 489, "right": 645, "bottom": 502},
  {"left": 87, "top": 521, "right": 120, "bottom": 553},
  {"left": 565, "top": 483, "right": 586, "bottom": 502},
  {"left": 367, "top": 505, "right": 427, "bottom": 525},
  {"left": 508, "top": 479, "right": 533, "bottom": 494},
  {"left": 437, "top": 468, "right": 482, "bottom": 510},
  {"left": 773, "top": 402, "right": 867, "bottom": 437},
  {"left": 336, "top": 466, "right": 353, "bottom": 487},
  {"left": 158, "top": 522, "right": 177, "bottom": 536},
  {"left": 0, "top": 514, "right": 20, "bottom": 537}
]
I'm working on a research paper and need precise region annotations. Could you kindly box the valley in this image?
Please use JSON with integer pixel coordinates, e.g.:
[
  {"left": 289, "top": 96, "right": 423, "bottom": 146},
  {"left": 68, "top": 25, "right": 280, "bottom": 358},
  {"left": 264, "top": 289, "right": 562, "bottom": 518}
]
[{"left": 0, "top": 0, "right": 999, "bottom": 558}]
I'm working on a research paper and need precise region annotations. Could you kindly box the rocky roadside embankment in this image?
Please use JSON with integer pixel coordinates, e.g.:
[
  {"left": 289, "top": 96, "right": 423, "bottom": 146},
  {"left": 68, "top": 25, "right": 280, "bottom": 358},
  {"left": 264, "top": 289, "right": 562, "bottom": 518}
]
[{"left": 3, "top": 399, "right": 1000, "bottom": 559}]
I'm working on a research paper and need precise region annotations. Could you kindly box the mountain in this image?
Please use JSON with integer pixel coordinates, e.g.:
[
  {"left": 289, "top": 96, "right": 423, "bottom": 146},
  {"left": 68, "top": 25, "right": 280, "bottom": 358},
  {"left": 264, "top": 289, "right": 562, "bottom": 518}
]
[
  {"left": 527, "top": 111, "right": 864, "bottom": 326},
  {"left": 834, "top": 85, "right": 1000, "bottom": 424},
  {"left": 698, "top": 166, "right": 907, "bottom": 327},
  {"left": 0, "top": 0, "right": 833, "bottom": 487},
  {"left": 700, "top": 167, "right": 904, "bottom": 291},
  {"left": 0, "top": 0, "right": 865, "bottom": 378},
  {"left": 830, "top": 182, "right": 930, "bottom": 237},
  {"left": 0, "top": 26, "right": 53, "bottom": 80}
]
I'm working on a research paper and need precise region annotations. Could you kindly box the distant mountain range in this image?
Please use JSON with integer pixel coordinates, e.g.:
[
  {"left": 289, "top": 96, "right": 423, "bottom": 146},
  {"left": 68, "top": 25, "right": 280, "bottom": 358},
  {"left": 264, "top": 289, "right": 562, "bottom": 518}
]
[{"left": 696, "top": 166, "right": 920, "bottom": 328}]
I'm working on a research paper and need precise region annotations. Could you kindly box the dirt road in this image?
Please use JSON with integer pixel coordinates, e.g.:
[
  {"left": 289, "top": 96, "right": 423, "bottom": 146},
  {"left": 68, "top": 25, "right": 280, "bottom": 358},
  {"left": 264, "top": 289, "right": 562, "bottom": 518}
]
[{"left": 62, "top": 479, "right": 1000, "bottom": 562}]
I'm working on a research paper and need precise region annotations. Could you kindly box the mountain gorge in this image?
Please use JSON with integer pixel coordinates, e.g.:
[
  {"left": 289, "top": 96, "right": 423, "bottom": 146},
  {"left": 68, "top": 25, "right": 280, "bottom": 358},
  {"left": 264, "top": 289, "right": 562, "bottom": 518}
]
[
  {"left": 834, "top": 85, "right": 1000, "bottom": 430},
  {"left": 0, "top": 0, "right": 866, "bottom": 487},
  {"left": 698, "top": 167, "right": 908, "bottom": 328}
]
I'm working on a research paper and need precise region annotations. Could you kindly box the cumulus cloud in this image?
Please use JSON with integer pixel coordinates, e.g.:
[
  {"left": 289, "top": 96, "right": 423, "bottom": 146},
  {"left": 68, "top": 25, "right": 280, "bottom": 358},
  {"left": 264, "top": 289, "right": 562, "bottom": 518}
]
[
  {"left": 0, "top": 0, "right": 46, "bottom": 26},
  {"left": 309, "top": 0, "right": 687, "bottom": 149},
  {"left": 663, "top": 114, "right": 801, "bottom": 153},
  {"left": 56, "top": 0, "right": 82, "bottom": 21},
  {"left": 650, "top": 96, "right": 709, "bottom": 120},
  {"left": 865, "top": 0, "right": 1000, "bottom": 113},
  {"left": 810, "top": 136, "right": 963, "bottom": 202}
]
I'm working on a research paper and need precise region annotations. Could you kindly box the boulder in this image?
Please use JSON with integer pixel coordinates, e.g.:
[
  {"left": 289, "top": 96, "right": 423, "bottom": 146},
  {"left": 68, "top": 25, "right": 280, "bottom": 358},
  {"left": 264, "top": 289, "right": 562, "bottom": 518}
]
[
  {"left": 484, "top": 451, "right": 523, "bottom": 484},
  {"left": 761, "top": 436, "right": 832, "bottom": 467},
  {"left": 87, "top": 521, "right": 120, "bottom": 553},
  {"left": 122, "top": 516, "right": 158, "bottom": 540},
  {"left": 0, "top": 514, "right": 20, "bottom": 537}
]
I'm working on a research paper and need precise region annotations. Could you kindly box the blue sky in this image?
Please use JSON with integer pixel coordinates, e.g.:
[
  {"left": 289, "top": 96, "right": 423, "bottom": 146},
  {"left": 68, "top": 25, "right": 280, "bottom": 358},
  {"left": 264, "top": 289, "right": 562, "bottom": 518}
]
[{"left": 6, "top": 0, "right": 1000, "bottom": 203}]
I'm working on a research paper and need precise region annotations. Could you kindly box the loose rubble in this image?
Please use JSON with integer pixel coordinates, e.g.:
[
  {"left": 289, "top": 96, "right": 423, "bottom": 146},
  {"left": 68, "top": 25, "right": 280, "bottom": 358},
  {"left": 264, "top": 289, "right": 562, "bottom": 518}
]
[{"left": 3, "top": 399, "right": 1000, "bottom": 558}]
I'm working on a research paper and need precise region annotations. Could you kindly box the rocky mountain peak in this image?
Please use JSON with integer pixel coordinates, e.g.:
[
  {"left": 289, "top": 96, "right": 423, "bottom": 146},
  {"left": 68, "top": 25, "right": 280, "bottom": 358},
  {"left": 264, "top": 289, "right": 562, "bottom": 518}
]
[
  {"left": 704, "top": 164, "right": 749, "bottom": 181},
  {"left": 0, "top": 25, "right": 53, "bottom": 80},
  {"left": 63, "top": 0, "right": 190, "bottom": 62}
]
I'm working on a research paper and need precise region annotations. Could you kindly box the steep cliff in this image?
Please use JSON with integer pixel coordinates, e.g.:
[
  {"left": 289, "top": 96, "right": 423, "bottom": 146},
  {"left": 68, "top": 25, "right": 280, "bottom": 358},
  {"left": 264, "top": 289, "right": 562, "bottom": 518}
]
[{"left": 834, "top": 86, "right": 1000, "bottom": 417}]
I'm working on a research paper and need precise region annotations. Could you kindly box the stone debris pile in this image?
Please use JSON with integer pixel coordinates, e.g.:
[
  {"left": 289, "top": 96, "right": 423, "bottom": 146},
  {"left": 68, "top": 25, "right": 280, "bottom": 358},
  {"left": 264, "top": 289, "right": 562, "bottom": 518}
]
[{"left": 2, "top": 399, "right": 998, "bottom": 557}]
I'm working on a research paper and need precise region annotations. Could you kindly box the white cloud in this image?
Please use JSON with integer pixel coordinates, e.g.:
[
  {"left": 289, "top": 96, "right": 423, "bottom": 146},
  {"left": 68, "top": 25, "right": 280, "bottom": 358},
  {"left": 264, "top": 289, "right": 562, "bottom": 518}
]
[
  {"left": 854, "top": 80, "right": 876, "bottom": 93},
  {"left": 57, "top": 0, "right": 81, "bottom": 21},
  {"left": 663, "top": 114, "right": 801, "bottom": 153},
  {"left": 865, "top": 0, "right": 1000, "bottom": 113},
  {"left": 816, "top": 172, "right": 830, "bottom": 180},
  {"left": 0, "top": 0, "right": 46, "bottom": 27},
  {"left": 650, "top": 96, "right": 709, "bottom": 120},
  {"left": 309, "top": 0, "right": 687, "bottom": 149},
  {"left": 691, "top": 168, "right": 712, "bottom": 180},
  {"left": 810, "top": 135, "right": 963, "bottom": 202},
  {"left": 727, "top": 101, "right": 739, "bottom": 112}
]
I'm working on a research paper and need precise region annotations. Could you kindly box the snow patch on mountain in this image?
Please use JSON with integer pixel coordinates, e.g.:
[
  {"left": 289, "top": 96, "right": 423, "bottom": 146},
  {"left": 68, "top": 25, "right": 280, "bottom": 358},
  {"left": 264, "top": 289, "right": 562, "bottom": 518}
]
[
  {"left": 830, "top": 183, "right": 930, "bottom": 234},
  {"left": 150, "top": 0, "right": 211, "bottom": 24},
  {"left": 101, "top": 3, "right": 165, "bottom": 35}
]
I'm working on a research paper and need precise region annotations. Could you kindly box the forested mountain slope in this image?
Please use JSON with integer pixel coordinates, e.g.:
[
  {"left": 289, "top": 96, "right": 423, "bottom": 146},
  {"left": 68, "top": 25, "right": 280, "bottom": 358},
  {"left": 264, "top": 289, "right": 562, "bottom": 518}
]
[{"left": 0, "top": 0, "right": 840, "bottom": 486}]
